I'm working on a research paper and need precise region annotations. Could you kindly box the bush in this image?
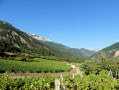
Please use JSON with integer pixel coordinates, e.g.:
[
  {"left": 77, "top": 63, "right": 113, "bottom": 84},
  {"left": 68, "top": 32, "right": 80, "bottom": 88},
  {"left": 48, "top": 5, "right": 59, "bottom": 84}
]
[
  {"left": 7, "top": 56, "right": 15, "bottom": 60},
  {"left": 16, "top": 57, "right": 27, "bottom": 61}
]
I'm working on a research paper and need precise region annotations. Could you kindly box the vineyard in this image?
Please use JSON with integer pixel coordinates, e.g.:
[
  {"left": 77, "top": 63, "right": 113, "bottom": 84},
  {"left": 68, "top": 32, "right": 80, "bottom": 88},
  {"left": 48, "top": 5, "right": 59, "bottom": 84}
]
[
  {"left": 0, "top": 74, "right": 57, "bottom": 90},
  {"left": 0, "top": 59, "right": 71, "bottom": 73},
  {"left": 1, "top": 54, "right": 119, "bottom": 89},
  {"left": 0, "top": 71, "right": 119, "bottom": 90},
  {"left": 63, "top": 71, "right": 118, "bottom": 90}
]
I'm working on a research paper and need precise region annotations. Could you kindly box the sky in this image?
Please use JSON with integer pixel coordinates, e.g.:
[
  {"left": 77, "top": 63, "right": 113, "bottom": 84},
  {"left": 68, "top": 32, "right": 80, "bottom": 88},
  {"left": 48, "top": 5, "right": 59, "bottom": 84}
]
[{"left": 0, "top": 0, "right": 119, "bottom": 50}]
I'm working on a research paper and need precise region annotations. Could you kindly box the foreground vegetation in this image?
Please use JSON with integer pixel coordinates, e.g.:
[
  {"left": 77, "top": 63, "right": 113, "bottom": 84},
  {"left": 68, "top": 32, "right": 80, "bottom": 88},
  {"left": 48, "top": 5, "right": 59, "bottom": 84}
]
[
  {"left": 0, "top": 71, "right": 119, "bottom": 90},
  {"left": 0, "top": 74, "right": 57, "bottom": 90},
  {"left": 63, "top": 71, "right": 118, "bottom": 90},
  {"left": 0, "top": 58, "right": 71, "bottom": 73}
]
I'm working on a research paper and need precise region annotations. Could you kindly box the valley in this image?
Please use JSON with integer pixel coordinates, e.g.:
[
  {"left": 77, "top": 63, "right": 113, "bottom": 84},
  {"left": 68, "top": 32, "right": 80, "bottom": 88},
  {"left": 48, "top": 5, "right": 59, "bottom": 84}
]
[{"left": 0, "top": 20, "right": 119, "bottom": 89}]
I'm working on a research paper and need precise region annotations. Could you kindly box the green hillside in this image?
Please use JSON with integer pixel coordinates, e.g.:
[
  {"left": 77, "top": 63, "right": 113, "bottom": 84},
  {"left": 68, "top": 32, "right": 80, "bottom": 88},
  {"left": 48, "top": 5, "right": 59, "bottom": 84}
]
[
  {"left": 0, "top": 20, "right": 55, "bottom": 56},
  {"left": 92, "top": 42, "right": 119, "bottom": 58}
]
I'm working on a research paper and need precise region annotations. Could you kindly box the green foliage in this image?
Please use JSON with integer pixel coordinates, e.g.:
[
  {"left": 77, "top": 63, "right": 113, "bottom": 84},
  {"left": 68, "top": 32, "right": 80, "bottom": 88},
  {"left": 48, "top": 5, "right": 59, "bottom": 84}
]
[
  {"left": 0, "top": 59, "right": 71, "bottom": 73},
  {"left": 17, "top": 57, "right": 27, "bottom": 61},
  {"left": 81, "top": 52, "right": 119, "bottom": 77},
  {"left": 0, "top": 40, "right": 21, "bottom": 53},
  {"left": 0, "top": 74, "right": 56, "bottom": 90},
  {"left": 39, "top": 56, "right": 81, "bottom": 63},
  {"left": 0, "top": 71, "right": 119, "bottom": 90},
  {"left": 63, "top": 71, "right": 118, "bottom": 90}
]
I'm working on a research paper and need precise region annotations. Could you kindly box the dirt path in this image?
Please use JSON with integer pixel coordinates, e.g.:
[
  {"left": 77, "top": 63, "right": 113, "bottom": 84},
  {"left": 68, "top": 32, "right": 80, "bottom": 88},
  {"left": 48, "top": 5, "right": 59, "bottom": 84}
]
[{"left": 71, "top": 64, "right": 83, "bottom": 78}]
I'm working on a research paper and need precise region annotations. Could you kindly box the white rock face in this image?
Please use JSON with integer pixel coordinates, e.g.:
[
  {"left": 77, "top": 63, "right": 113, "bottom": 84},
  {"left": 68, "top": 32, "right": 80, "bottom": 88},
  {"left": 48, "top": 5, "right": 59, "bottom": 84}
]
[
  {"left": 26, "top": 33, "right": 52, "bottom": 42},
  {"left": 114, "top": 51, "right": 119, "bottom": 57}
]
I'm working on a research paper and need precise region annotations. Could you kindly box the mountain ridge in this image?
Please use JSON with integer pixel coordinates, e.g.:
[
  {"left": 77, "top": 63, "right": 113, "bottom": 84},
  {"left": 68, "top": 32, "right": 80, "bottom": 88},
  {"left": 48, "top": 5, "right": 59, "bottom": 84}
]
[{"left": 30, "top": 33, "right": 98, "bottom": 58}]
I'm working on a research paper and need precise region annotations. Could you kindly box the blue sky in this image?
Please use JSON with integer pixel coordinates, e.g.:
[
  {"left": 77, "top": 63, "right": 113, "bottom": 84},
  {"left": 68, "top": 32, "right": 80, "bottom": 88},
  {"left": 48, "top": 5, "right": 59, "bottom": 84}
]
[{"left": 0, "top": 0, "right": 119, "bottom": 50}]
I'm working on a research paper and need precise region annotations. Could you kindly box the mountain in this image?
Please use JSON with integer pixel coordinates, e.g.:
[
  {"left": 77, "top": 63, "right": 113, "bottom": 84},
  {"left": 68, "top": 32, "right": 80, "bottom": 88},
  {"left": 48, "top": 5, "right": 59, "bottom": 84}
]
[
  {"left": 0, "top": 20, "right": 56, "bottom": 56},
  {"left": 30, "top": 34, "right": 99, "bottom": 58},
  {"left": 0, "top": 20, "right": 78, "bottom": 59},
  {"left": 69, "top": 48, "right": 99, "bottom": 58},
  {"left": 93, "top": 42, "right": 119, "bottom": 58}
]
